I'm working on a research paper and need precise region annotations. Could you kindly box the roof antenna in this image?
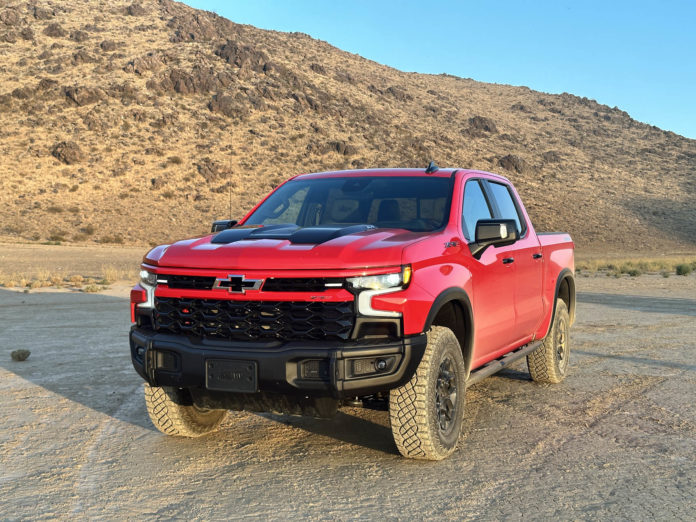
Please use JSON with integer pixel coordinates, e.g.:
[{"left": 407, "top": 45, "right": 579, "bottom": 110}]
[
  {"left": 227, "top": 159, "right": 234, "bottom": 223},
  {"left": 425, "top": 161, "right": 439, "bottom": 174}
]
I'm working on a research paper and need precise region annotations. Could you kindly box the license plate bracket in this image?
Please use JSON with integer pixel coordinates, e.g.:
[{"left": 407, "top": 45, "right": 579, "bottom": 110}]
[{"left": 205, "top": 359, "right": 257, "bottom": 393}]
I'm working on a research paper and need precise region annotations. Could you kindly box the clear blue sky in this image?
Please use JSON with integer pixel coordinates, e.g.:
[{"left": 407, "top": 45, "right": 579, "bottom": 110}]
[{"left": 184, "top": 0, "right": 696, "bottom": 139}]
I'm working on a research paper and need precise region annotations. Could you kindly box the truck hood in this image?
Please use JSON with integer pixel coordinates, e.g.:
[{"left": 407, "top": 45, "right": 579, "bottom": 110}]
[{"left": 153, "top": 224, "right": 429, "bottom": 271}]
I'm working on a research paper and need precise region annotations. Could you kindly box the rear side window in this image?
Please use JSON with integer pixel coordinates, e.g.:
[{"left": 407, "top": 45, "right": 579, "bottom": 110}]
[
  {"left": 487, "top": 182, "right": 526, "bottom": 236},
  {"left": 462, "top": 180, "right": 492, "bottom": 241}
]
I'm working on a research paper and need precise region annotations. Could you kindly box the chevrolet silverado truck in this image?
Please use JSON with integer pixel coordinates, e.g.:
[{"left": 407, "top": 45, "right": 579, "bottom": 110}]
[{"left": 129, "top": 164, "right": 575, "bottom": 460}]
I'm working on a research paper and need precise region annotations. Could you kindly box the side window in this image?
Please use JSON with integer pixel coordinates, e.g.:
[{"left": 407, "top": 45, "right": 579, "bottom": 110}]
[
  {"left": 487, "top": 182, "right": 526, "bottom": 236},
  {"left": 462, "top": 180, "right": 492, "bottom": 241}
]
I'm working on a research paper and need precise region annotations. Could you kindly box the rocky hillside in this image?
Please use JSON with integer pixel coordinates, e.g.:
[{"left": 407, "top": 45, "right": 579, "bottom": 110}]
[{"left": 1, "top": 0, "right": 694, "bottom": 252}]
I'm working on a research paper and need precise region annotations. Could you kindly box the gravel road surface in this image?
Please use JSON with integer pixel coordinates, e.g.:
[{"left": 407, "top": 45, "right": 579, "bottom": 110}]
[{"left": 1, "top": 275, "right": 695, "bottom": 520}]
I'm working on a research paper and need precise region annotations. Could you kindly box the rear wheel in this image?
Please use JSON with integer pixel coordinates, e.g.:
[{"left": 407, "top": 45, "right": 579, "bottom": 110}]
[
  {"left": 389, "top": 326, "right": 466, "bottom": 460},
  {"left": 527, "top": 298, "right": 570, "bottom": 383},
  {"left": 144, "top": 384, "right": 227, "bottom": 437}
]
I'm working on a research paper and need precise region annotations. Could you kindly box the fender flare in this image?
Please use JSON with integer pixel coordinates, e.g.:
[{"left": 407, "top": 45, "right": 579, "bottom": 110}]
[
  {"left": 542, "top": 268, "right": 576, "bottom": 339},
  {"left": 422, "top": 287, "right": 475, "bottom": 375}
]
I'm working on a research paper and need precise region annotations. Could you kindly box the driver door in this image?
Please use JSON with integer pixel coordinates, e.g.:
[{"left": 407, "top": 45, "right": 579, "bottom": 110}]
[{"left": 459, "top": 179, "right": 519, "bottom": 368}]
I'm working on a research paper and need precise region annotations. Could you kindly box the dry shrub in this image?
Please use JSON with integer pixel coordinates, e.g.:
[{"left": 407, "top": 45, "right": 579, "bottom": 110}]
[
  {"left": 676, "top": 264, "right": 693, "bottom": 276},
  {"left": 35, "top": 269, "right": 51, "bottom": 281},
  {"left": 577, "top": 256, "right": 696, "bottom": 275},
  {"left": 100, "top": 235, "right": 124, "bottom": 244},
  {"left": 101, "top": 265, "right": 119, "bottom": 284},
  {"left": 81, "top": 224, "right": 96, "bottom": 235}
]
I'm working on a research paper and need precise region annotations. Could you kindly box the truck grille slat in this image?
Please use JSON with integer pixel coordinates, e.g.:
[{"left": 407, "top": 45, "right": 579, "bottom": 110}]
[
  {"left": 153, "top": 297, "right": 354, "bottom": 341},
  {"left": 164, "top": 275, "right": 216, "bottom": 290},
  {"left": 262, "top": 278, "right": 345, "bottom": 292}
]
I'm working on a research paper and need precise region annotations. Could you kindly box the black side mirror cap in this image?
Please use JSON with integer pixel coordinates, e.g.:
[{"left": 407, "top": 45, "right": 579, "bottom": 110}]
[
  {"left": 211, "top": 219, "right": 238, "bottom": 233},
  {"left": 470, "top": 219, "right": 519, "bottom": 259}
]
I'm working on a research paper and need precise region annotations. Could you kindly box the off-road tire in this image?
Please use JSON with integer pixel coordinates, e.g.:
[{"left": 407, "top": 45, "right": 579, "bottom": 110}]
[
  {"left": 144, "top": 384, "right": 227, "bottom": 437},
  {"left": 389, "top": 326, "right": 466, "bottom": 460},
  {"left": 527, "top": 298, "right": 570, "bottom": 384}
]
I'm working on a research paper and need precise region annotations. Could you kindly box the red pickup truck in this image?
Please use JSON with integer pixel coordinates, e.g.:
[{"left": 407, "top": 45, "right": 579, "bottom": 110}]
[{"left": 130, "top": 165, "right": 575, "bottom": 460}]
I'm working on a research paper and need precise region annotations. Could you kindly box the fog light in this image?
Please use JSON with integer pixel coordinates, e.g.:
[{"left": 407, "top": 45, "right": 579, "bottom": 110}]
[
  {"left": 301, "top": 359, "right": 330, "bottom": 380},
  {"left": 352, "top": 358, "right": 375, "bottom": 376},
  {"left": 350, "top": 356, "right": 397, "bottom": 377}
]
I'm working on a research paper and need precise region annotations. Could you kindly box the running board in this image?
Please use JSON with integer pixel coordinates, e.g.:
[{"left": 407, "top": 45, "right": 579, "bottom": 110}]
[{"left": 466, "top": 340, "right": 542, "bottom": 387}]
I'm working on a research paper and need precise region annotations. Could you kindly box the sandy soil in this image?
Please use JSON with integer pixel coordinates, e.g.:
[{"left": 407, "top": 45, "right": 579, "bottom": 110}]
[
  {"left": 0, "top": 242, "right": 144, "bottom": 278},
  {"left": 1, "top": 274, "right": 695, "bottom": 519}
]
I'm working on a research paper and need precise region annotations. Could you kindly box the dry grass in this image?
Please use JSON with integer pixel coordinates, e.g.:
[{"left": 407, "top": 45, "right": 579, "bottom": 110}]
[
  {"left": 576, "top": 256, "right": 696, "bottom": 277},
  {"left": 0, "top": 264, "right": 138, "bottom": 292}
]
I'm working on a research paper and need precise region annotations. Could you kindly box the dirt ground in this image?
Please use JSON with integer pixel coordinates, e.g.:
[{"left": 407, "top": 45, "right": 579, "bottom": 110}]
[
  {"left": 0, "top": 242, "right": 144, "bottom": 278},
  {"left": 1, "top": 273, "right": 695, "bottom": 519}
]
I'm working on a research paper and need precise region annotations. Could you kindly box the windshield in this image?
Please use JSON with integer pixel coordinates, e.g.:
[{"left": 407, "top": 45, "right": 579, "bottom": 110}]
[{"left": 244, "top": 176, "right": 453, "bottom": 232}]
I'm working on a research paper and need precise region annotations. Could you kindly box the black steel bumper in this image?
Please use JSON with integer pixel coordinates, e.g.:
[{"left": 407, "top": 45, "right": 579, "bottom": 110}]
[{"left": 129, "top": 327, "right": 427, "bottom": 399}]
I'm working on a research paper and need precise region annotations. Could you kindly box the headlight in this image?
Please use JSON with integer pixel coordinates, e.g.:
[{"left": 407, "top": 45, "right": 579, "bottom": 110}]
[
  {"left": 137, "top": 269, "right": 157, "bottom": 310},
  {"left": 140, "top": 269, "right": 157, "bottom": 287},
  {"left": 347, "top": 266, "right": 412, "bottom": 291},
  {"left": 349, "top": 266, "right": 411, "bottom": 318}
]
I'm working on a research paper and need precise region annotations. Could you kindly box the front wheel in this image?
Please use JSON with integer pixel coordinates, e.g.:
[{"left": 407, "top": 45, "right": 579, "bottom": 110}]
[
  {"left": 527, "top": 298, "right": 570, "bottom": 384},
  {"left": 144, "top": 384, "right": 227, "bottom": 437},
  {"left": 389, "top": 326, "right": 466, "bottom": 460}
]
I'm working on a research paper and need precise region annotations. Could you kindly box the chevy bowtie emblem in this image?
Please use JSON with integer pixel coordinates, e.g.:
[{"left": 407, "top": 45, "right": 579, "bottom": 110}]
[{"left": 213, "top": 274, "right": 263, "bottom": 294}]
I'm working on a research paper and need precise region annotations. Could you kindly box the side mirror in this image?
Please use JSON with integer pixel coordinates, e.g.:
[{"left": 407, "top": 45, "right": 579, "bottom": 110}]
[
  {"left": 211, "top": 219, "right": 238, "bottom": 233},
  {"left": 470, "top": 219, "right": 519, "bottom": 259}
]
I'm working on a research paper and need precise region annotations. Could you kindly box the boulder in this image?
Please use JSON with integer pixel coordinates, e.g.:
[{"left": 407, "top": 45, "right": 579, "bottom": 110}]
[
  {"left": 33, "top": 6, "right": 54, "bottom": 20},
  {"left": 0, "top": 9, "right": 20, "bottom": 26},
  {"left": 100, "top": 40, "right": 117, "bottom": 51},
  {"left": 43, "top": 23, "right": 66, "bottom": 37},
  {"left": 498, "top": 154, "right": 532, "bottom": 174},
  {"left": 64, "top": 86, "right": 104, "bottom": 106},
  {"left": 11, "top": 349, "right": 30, "bottom": 362},
  {"left": 51, "top": 141, "right": 83, "bottom": 164},
  {"left": 127, "top": 4, "right": 147, "bottom": 16}
]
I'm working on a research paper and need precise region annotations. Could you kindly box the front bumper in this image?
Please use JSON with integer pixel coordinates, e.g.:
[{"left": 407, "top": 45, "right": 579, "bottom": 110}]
[{"left": 129, "top": 327, "right": 427, "bottom": 399}]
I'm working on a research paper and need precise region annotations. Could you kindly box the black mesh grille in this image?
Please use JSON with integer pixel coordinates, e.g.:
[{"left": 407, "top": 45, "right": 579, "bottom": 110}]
[
  {"left": 262, "top": 278, "right": 344, "bottom": 292},
  {"left": 160, "top": 276, "right": 345, "bottom": 292},
  {"left": 162, "top": 275, "right": 216, "bottom": 290},
  {"left": 153, "top": 297, "right": 355, "bottom": 341}
]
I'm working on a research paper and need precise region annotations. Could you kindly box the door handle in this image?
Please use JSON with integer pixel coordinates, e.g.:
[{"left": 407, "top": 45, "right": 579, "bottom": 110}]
[
  {"left": 502, "top": 257, "right": 515, "bottom": 264},
  {"left": 532, "top": 253, "right": 543, "bottom": 259}
]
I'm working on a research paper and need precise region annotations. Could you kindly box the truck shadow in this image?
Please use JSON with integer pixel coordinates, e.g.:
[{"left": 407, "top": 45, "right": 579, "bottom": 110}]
[
  {"left": 0, "top": 289, "right": 401, "bottom": 449},
  {"left": 577, "top": 292, "right": 696, "bottom": 316},
  {"left": 0, "top": 289, "right": 155, "bottom": 431},
  {"left": 264, "top": 409, "right": 398, "bottom": 455}
]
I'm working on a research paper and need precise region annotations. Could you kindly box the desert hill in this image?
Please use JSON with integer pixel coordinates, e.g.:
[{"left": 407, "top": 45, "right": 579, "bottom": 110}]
[{"left": 0, "top": 0, "right": 694, "bottom": 253}]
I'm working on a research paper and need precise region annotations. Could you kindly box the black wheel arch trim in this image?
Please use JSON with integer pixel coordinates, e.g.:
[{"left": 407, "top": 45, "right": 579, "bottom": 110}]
[
  {"left": 542, "top": 268, "right": 576, "bottom": 339},
  {"left": 422, "top": 287, "right": 475, "bottom": 377}
]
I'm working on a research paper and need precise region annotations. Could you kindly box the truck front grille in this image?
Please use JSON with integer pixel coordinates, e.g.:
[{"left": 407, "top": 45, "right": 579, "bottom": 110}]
[
  {"left": 159, "top": 276, "right": 344, "bottom": 292},
  {"left": 153, "top": 297, "right": 355, "bottom": 342},
  {"left": 262, "top": 277, "right": 345, "bottom": 292},
  {"left": 163, "top": 275, "right": 216, "bottom": 290}
]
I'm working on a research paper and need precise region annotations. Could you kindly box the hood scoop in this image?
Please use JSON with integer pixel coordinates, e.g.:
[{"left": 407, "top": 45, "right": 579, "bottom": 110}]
[{"left": 211, "top": 224, "right": 375, "bottom": 245}]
